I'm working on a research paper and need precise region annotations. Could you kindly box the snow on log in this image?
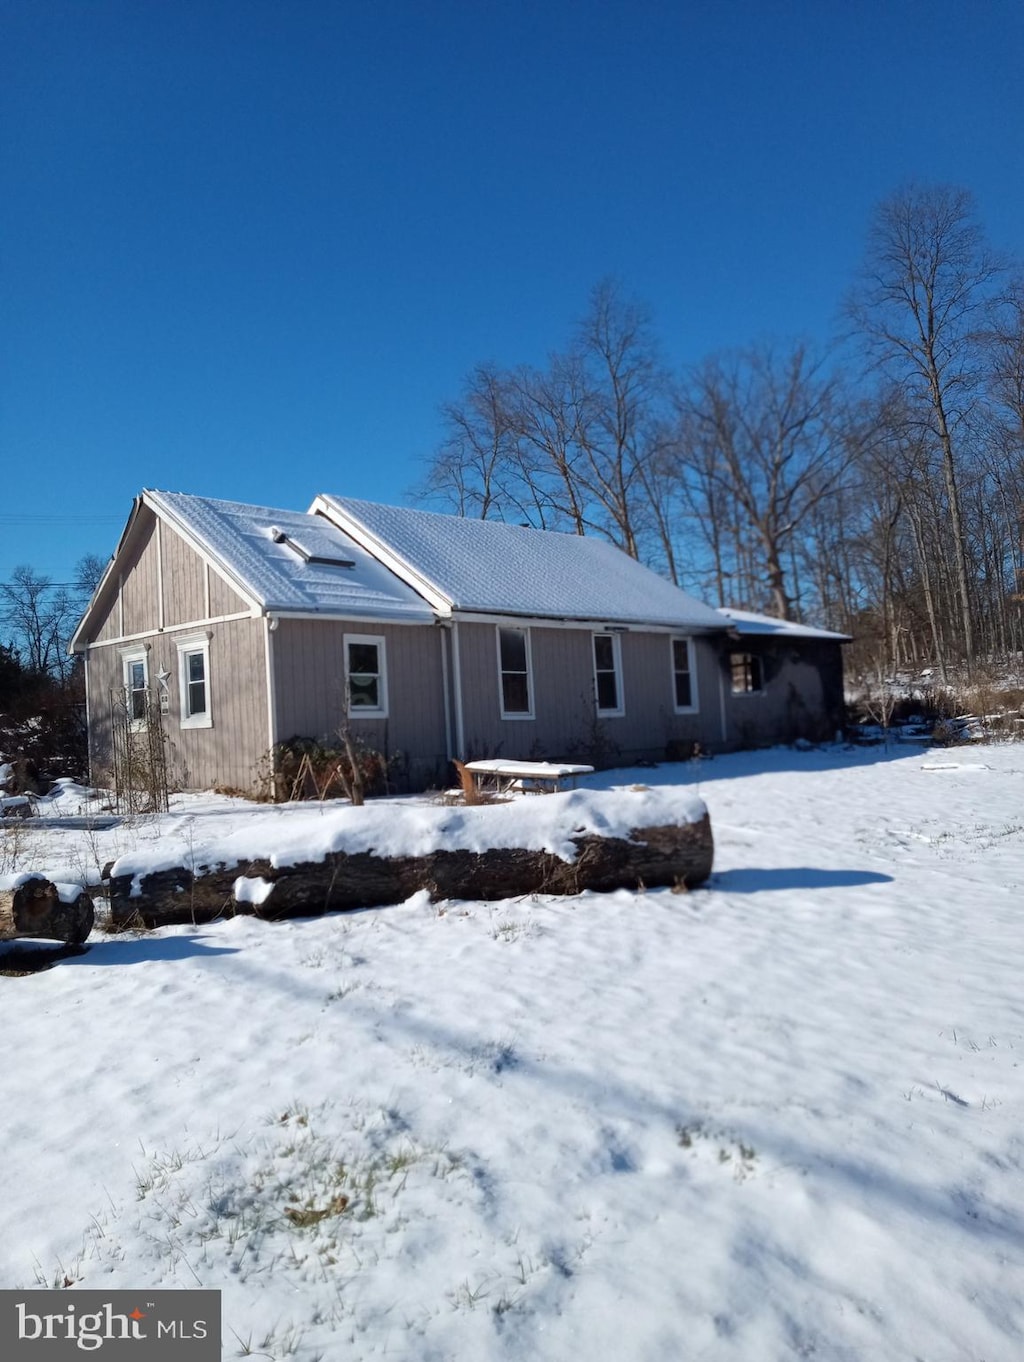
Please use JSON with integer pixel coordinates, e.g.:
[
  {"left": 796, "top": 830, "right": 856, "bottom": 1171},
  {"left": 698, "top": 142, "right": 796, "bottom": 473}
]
[
  {"left": 107, "top": 801, "right": 714, "bottom": 929},
  {"left": 0, "top": 876, "right": 95, "bottom": 944}
]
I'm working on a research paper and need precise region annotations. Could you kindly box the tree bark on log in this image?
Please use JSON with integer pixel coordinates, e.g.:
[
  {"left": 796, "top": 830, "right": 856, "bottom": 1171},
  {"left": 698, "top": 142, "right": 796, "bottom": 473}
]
[
  {"left": 108, "top": 814, "right": 714, "bottom": 928},
  {"left": 0, "top": 877, "right": 95, "bottom": 944}
]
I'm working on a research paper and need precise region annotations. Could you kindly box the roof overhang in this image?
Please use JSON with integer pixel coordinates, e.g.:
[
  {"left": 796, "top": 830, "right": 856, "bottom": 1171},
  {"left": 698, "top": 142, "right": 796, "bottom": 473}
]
[
  {"left": 264, "top": 607, "right": 437, "bottom": 626},
  {"left": 448, "top": 607, "right": 722, "bottom": 634},
  {"left": 309, "top": 494, "right": 455, "bottom": 615}
]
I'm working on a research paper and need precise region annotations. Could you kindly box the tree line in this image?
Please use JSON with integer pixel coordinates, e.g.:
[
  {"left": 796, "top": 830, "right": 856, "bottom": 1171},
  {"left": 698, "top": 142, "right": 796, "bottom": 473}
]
[
  {"left": 0, "top": 556, "right": 105, "bottom": 784},
  {"left": 0, "top": 556, "right": 105, "bottom": 686},
  {"left": 417, "top": 183, "right": 1024, "bottom": 686}
]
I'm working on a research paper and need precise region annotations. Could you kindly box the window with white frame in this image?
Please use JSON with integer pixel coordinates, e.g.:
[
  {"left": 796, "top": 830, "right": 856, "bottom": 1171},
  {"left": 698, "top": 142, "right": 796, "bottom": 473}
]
[
  {"left": 671, "top": 637, "right": 699, "bottom": 712},
  {"left": 176, "top": 636, "right": 212, "bottom": 728},
  {"left": 592, "top": 632, "right": 624, "bottom": 716},
  {"left": 730, "top": 651, "right": 763, "bottom": 694},
  {"left": 122, "top": 650, "right": 149, "bottom": 726},
  {"left": 345, "top": 634, "right": 388, "bottom": 716},
  {"left": 496, "top": 626, "right": 533, "bottom": 718}
]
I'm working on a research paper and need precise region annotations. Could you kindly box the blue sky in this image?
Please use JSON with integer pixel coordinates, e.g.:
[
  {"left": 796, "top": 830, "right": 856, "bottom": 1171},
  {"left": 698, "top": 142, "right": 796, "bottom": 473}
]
[{"left": 1, "top": 0, "right": 1022, "bottom": 588}]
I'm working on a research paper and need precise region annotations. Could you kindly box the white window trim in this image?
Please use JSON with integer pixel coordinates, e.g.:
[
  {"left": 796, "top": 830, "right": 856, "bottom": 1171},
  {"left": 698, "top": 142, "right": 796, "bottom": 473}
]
[
  {"left": 729, "top": 650, "right": 765, "bottom": 696},
  {"left": 670, "top": 636, "right": 700, "bottom": 714},
  {"left": 345, "top": 632, "right": 389, "bottom": 718},
  {"left": 592, "top": 632, "right": 625, "bottom": 717},
  {"left": 496, "top": 625, "right": 535, "bottom": 720},
  {"left": 120, "top": 647, "right": 149, "bottom": 731},
  {"left": 176, "top": 634, "right": 213, "bottom": 730}
]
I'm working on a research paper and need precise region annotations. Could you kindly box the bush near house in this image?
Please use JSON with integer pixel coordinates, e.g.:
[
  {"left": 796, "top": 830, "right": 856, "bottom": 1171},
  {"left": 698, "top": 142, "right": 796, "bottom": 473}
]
[{"left": 268, "top": 735, "right": 391, "bottom": 803}]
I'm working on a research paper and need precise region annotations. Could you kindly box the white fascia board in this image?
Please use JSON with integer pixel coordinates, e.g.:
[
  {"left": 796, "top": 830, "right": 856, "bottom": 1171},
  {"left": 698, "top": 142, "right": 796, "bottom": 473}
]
[
  {"left": 142, "top": 489, "right": 265, "bottom": 618},
  {"left": 77, "top": 611, "right": 254, "bottom": 650},
  {"left": 450, "top": 608, "right": 722, "bottom": 635},
  {"left": 309, "top": 494, "right": 454, "bottom": 615},
  {"left": 265, "top": 609, "right": 437, "bottom": 626}
]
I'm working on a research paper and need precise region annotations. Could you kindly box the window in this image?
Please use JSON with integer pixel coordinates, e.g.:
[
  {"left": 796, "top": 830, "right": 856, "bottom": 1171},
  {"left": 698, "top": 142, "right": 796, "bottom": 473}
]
[
  {"left": 592, "top": 633, "right": 624, "bottom": 716},
  {"left": 122, "top": 651, "right": 149, "bottom": 725},
  {"left": 345, "top": 634, "right": 388, "bottom": 717},
  {"left": 671, "top": 637, "right": 698, "bottom": 713},
  {"left": 176, "top": 636, "right": 213, "bottom": 728},
  {"left": 730, "top": 652, "right": 763, "bottom": 694},
  {"left": 497, "top": 626, "right": 533, "bottom": 718}
]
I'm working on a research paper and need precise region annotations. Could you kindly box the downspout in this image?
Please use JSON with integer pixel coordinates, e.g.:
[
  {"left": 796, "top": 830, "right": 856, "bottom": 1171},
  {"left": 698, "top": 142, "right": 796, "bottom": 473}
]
[
  {"left": 264, "top": 616, "right": 279, "bottom": 795},
  {"left": 451, "top": 619, "right": 466, "bottom": 759},
  {"left": 439, "top": 624, "right": 453, "bottom": 761},
  {"left": 82, "top": 647, "right": 93, "bottom": 785}
]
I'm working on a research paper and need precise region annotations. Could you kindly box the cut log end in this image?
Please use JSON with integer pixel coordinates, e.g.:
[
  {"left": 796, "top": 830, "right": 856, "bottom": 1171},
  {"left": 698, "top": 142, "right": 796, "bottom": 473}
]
[{"left": 0, "top": 878, "right": 95, "bottom": 945}]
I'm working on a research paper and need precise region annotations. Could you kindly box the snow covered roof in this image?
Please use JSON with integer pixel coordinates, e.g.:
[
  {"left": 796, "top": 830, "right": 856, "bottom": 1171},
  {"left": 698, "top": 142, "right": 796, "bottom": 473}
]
[
  {"left": 718, "top": 607, "right": 850, "bottom": 642},
  {"left": 149, "top": 491, "right": 436, "bottom": 622},
  {"left": 314, "top": 495, "right": 726, "bottom": 629}
]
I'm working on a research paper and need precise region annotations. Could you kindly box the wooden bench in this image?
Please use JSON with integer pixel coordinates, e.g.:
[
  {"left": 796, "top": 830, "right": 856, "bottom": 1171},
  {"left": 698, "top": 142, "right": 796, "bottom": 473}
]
[{"left": 461, "top": 759, "right": 595, "bottom": 796}]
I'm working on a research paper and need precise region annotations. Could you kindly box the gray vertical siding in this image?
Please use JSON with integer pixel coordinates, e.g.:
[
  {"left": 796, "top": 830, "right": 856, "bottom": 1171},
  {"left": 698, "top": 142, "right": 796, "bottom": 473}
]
[
  {"left": 84, "top": 508, "right": 161, "bottom": 643},
  {"left": 119, "top": 517, "right": 162, "bottom": 637},
  {"left": 82, "top": 618, "right": 268, "bottom": 793},
  {"left": 455, "top": 621, "right": 725, "bottom": 765},
  {"left": 165, "top": 617, "right": 269, "bottom": 790},
  {"left": 209, "top": 566, "right": 248, "bottom": 618},
  {"left": 80, "top": 507, "right": 269, "bottom": 793},
  {"left": 160, "top": 519, "right": 206, "bottom": 625},
  {"left": 84, "top": 643, "right": 118, "bottom": 785},
  {"left": 93, "top": 589, "right": 123, "bottom": 644},
  {"left": 86, "top": 511, "right": 251, "bottom": 643},
  {"left": 272, "top": 618, "right": 450, "bottom": 788}
]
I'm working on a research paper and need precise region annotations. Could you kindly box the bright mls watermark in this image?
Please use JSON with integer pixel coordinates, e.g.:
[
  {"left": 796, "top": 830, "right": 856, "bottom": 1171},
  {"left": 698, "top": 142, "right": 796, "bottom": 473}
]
[{"left": 0, "top": 1290, "right": 220, "bottom": 1358}]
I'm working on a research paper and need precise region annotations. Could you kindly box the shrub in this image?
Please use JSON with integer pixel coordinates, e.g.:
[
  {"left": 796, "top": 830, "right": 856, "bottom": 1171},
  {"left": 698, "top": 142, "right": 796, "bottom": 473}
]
[{"left": 267, "top": 734, "right": 390, "bottom": 803}]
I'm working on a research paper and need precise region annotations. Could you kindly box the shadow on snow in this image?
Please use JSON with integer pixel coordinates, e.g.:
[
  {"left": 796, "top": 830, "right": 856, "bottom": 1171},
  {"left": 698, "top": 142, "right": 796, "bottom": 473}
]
[{"left": 710, "top": 867, "right": 893, "bottom": 893}]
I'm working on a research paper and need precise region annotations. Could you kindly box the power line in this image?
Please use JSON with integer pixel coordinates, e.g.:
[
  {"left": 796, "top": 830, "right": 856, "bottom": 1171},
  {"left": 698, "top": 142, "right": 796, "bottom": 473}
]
[{"left": 0, "top": 515, "right": 121, "bottom": 524}]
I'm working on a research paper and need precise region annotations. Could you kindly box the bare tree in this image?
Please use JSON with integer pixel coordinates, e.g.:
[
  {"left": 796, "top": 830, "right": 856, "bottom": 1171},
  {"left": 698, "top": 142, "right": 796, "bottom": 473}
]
[
  {"left": 0, "top": 567, "right": 74, "bottom": 679},
  {"left": 74, "top": 552, "right": 108, "bottom": 598},
  {"left": 419, "top": 364, "right": 520, "bottom": 519},
  {"left": 847, "top": 183, "right": 1007, "bottom": 672},
  {"left": 414, "top": 219, "right": 1024, "bottom": 696},
  {"left": 674, "top": 344, "right": 849, "bottom": 617},
  {"left": 418, "top": 281, "right": 672, "bottom": 560},
  {"left": 0, "top": 554, "right": 104, "bottom": 683},
  {"left": 990, "top": 281, "right": 1024, "bottom": 444},
  {"left": 505, "top": 352, "right": 592, "bottom": 533},
  {"left": 573, "top": 279, "right": 666, "bottom": 557}
]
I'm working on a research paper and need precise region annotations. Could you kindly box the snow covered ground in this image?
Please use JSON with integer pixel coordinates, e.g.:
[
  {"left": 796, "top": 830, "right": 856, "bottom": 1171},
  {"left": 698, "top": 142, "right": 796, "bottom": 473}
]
[{"left": 1, "top": 746, "right": 1022, "bottom": 1360}]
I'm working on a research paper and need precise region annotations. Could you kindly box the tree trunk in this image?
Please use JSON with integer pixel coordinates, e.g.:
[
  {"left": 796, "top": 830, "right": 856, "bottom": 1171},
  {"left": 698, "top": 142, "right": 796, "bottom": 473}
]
[
  {"left": 0, "top": 877, "right": 95, "bottom": 944},
  {"left": 108, "top": 815, "right": 715, "bottom": 929},
  {"left": 909, "top": 503, "right": 948, "bottom": 684},
  {"left": 933, "top": 397, "right": 975, "bottom": 673}
]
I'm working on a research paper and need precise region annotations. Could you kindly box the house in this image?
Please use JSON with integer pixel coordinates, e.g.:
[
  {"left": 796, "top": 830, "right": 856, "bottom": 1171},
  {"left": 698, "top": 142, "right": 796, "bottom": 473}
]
[
  {"left": 71, "top": 491, "right": 849, "bottom": 795},
  {"left": 714, "top": 608, "right": 849, "bottom": 749}
]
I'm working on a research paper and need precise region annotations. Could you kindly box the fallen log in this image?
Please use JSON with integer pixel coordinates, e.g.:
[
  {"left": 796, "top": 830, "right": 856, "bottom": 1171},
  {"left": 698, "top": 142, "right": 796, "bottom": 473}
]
[
  {"left": 0, "top": 877, "right": 95, "bottom": 945},
  {"left": 108, "top": 813, "right": 714, "bottom": 928}
]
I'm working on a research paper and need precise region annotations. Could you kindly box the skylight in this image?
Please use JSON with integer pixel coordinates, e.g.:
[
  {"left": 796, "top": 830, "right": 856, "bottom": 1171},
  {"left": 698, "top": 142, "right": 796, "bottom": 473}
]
[{"left": 268, "top": 524, "right": 355, "bottom": 569}]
